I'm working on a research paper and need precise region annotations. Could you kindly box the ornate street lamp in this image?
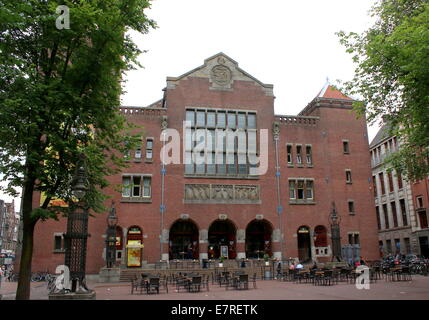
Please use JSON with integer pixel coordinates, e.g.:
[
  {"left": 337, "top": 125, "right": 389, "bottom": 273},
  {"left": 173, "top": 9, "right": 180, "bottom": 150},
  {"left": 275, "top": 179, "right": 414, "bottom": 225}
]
[
  {"left": 105, "top": 201, "right": 118, "bottom": 268},
  {"left": 329, "top": 201, "right": 342, "bottom": 262},
  {"left": 64, "top": 160, "right": 91, "bottom": 293}
]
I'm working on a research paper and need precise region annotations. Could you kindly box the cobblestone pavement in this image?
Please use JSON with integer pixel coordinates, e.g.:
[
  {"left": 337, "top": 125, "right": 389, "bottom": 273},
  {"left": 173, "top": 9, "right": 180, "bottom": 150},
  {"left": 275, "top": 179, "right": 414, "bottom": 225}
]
[{"left": 1, "top": 276, "right": 429, "bottom": 300}]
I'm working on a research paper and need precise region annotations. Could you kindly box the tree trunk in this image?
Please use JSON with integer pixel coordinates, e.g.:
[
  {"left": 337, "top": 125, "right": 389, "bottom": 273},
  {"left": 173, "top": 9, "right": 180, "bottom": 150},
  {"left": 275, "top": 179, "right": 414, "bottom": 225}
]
[{"left": 15, "top": 178, "right": 37, "bottom": 300}]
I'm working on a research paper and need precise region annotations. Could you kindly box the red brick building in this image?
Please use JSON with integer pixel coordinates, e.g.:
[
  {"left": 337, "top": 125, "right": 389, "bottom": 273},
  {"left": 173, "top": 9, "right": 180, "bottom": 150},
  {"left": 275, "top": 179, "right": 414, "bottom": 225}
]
[
  {"left": 31, "top": 53, "right": 379, "bottom": 274},
  {"left": 410, "top": 176, "right": 429, "bottom": 258}
]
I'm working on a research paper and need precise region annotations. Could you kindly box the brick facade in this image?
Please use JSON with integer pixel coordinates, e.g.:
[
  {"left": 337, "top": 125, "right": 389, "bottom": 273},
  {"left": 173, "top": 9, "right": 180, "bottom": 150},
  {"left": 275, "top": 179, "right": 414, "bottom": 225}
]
[{"left": 31, "top": 53, "right": 379, "bottom": 274}]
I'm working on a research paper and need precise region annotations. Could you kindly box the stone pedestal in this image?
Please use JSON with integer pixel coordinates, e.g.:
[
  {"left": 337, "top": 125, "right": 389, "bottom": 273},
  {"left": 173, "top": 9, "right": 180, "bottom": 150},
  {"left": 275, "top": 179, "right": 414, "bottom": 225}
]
[
  {"left": 49, "top": 290, "right": 96, "bottom": 300},
  {"left": 98, "top": 267, "right": 121, "bottom": 283}
]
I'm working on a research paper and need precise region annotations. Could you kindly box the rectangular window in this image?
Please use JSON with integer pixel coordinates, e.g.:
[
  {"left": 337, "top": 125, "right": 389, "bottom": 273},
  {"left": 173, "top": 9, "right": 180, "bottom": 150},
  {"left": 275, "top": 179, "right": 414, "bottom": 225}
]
[
  {"left": 383, "top": 204, "right": 389, "bottom": 229},
  {"left": 305, "top": 181, "right": 314, "bottom": 199},
  {"left": 417, "top": 196, "right": 424, "bottom": 209},
  {"left": 207, "top": 111, "right": 216, "bottom": 127},
  {"left": 354, "top": 234, "right": 360, "bottom": 245},
  {"left": 227, "top": 153, "right": 236, "bottom": 174},
  {"left": 186, "top": 110, "right": 195, "bottom": 127},
  {"left": 343, "top": 140, "right": 350, "bottom": 154},
  {"left": 394, "top": 239, "right": 400, "bottom": 253},
  {"left": 397, "top": 171, "right": 403, "bottom": 189},
  {"left": 391, "top": 201, "right": 398, "bottom": 228},
  {"left": 207, "top": 152, "right": 216, "bottom": 174},
  {"left": 346, "top": 170, "right": 352, "bottom": 183},
  {"left": 400, "top": 199, "right": 408, "bottom": 226},
  {"left": 146, "top": 138, "right": 153, "bottom": 160},
  {"left": 296, "top": 145, "right": 302, "bottom": 164},
  {"left": 297, "top": 180, "right": 305, "bottom": 199},
  {"left": 227, "top": 112, "right": 236, "bottom": 129},
  {"left": 247, "top": 113, "right": 256, "bottom": 129},
  {"left": 373, "top": 176, "right": 377, "bottom": 197},
  {"left": 379, "top": 172, "right": 386, "bottom": 195},
  {"left": 238, "top": 153, "right": 247, "bottom": 175},
  {"left": 348, "top": 201, "right": 355, "bottom": 215},
  {"left": 287, "top": 144, "right": 293, "bottom": 164},
  {"left": 376, "top": 207, "right": 381, "bottom": 230},
  {"left": 135, "top": 147, "right": 142, "bottom": 159},
  {"left": 217, "top": 153, "right": 226, "bottom": 174},
  {"left": 122, "top": 176, "right": 131, "bottom": 197},
  {"left": 388, "top": 171, "right": 394, "bottom": 192},
  {"left": 289, "top": 181, "right": 296, "bottom": 199},
  {"left": 132, "top": 176, "right": 141, "bottom": 197},
  {"left": 143, "top": 177, "right": 151, "bottom": 197},
  {"left": 185, "top": 152, "right": 194, "bottom": 174},
  {"left": 237, "top": 113, "right": 246, "bottom": 129},
  {"left": 54, "top": 234, "right": 63, "bottom": 251},
  {"left": 419, "top": 212, "right": 428, "bottom": 229},
  {"left": 217, "top": 112, "right": 226, "bottom": 128},
  {"left": 122, "top": 175, "right": 151, "bottom": 199},
  {"left": 196, "top": 111, "right": 205, "bottom": 127},
  {"left": 306, "top": 145, "right": 312, "bottom": 165}
]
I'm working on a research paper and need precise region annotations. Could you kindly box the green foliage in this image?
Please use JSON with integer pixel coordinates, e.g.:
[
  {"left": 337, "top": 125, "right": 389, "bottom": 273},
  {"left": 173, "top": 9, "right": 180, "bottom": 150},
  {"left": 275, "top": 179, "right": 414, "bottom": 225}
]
[
  {"left": 337, "top": 0, "right": 429, "bottom": 181},
  {"left": 0, "top": 0, "right": 156, "bottom": 219}
]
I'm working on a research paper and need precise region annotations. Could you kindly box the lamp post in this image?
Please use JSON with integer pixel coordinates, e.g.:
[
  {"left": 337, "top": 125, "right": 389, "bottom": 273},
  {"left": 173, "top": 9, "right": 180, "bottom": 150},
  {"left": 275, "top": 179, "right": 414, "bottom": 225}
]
[
  {"left": 106, "top": 201, "right": 118, "bottom": 268},
  {"left": 64, "top": 160, "right": 91, "bottom": 293},
  {"left": 329, "top": 201, "right": 342, "bottom": 262}
]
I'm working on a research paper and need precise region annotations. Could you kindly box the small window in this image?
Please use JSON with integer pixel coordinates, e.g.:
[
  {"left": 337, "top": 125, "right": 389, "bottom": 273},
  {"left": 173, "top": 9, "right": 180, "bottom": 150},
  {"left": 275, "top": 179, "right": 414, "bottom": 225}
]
[
  {"left": 227, "top": 112, "right": 236, "bottom": 129},
  {"left": 186, "top": 110, "right": 195, "bottom": 127},
  {"left": 247, "top": 113, "right": 256, "bottom": 129},
  {"left": 305, "top": 181, "right": 314, "bottom": 199},
  {"left": 196, "top": 111, "right": 205, "bottom": 127},
  {"left": 397, "top": 171, "right": 403, "bottom": 189},
  {"left": 296, "top": 145, "right": 302, "bottom": 164},
  {"left": 237, "top": 113, "right": 246, "bottom": 129},
  {"left": 417, "top": 196, "right": 424, "bottom": 209},
  {"left": 132, "top": 176, "right": 141, "bottom": 197},
  {"left": 207, "top": 111, "right": 216, "bottom": 127},
  {"left": 379, "top": 172, "right": 386, "bottom": 195},
  {"left": 217, "top": 112, "right": 226, "bottom": 128},
  {"left": 343, "top": 141, "right": 350, "bottom": 154},
  {"left": 376, "top": 207, "right": 381, "bottom": 230},
  {"left": 287, "top": 145, "right": 293, "bottom": 164},
  {"left": 143, "top": 177, "right": 151, "bottom": 197},
  {"left": 122, "top": 176, "right": 131, "bottom": 197},
  {"left": 135, "top": 148, "right": 142, "bottom": 159},
  {"left": 54, "top": 234, "right": 63, "bottom": 251},
  {"left": 348, "top": 201, "right": 355, "bottom": 214},
  {"left": 289, "top": 180, "right": 296, "bottom": 199},
  {"left": 388, "top": 171, "right": 394, "bottom": 192},
  {"left": 146, "top": 139, "right": 153, "bottom": 160},
  {"left": 306, "top": 146, "right": 312, "bottom": 165},
  {"left": 346, "top": 170, "right": 352, "bottom": 184}
]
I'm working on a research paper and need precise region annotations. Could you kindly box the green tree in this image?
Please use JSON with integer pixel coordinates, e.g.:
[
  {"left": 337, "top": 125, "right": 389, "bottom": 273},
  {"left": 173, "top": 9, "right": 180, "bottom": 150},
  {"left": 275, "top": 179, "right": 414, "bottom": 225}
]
[
  {"left": 0, "top": 0, "right": 155, "bottom": 299},
  {"left": 338, "top": 0, "right": 429, "bottom": 181}
]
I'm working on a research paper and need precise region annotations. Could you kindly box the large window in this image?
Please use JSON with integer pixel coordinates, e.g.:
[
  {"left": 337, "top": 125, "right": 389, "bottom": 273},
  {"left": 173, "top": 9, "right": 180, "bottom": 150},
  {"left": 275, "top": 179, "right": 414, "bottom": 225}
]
[
  {"left": 379, "top": 172, "right": 386, "bottom": 195},
  {"left": 122, "top": 175, "right": 151, "bottom": 199},
  {"left": 391, "top": 201, "right": 398, "bottom": 228},
  {"left": 388, "top": 171, "right": 394, "bottom": 192},
  {"left": 146, "top": 138, "right": 153, "bottom": 160},
  {"left": 289, "top": 178, "right": 315, "bottom": 203},
  {"left": 184, "top": 108, "right": 257, "bottom": 177},
  {"left": 400, "top": 199, "right": 408, "bottom": 226},
  {"left": 383, "top": 204, "right": 389, "bottom": 229}
]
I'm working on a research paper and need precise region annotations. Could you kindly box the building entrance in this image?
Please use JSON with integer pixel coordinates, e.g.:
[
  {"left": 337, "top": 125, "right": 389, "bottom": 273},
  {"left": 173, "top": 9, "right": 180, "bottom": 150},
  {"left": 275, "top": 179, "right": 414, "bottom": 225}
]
[
  {"left": 297, "top": 226, "right": 312, "bottom": 263},
  {"left": 169, "top": 220, "right": 199, "bottom": 260},
  {"left": 245, "top": 220, "right": 273, "bottom": 259},
  {"left": 208, "top": 220, "right": 236, "bottom": 259},
  {"left": 420, "top": 236, "right": 429, "bottom": 258}
]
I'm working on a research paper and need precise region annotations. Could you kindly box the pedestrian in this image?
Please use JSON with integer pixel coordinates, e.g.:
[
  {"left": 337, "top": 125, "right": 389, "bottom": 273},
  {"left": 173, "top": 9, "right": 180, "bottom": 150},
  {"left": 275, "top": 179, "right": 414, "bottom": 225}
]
[
  {"left": 289, "top": 263, "right": 295, "bottom": 270},
  {"left": 311, "top": 261, "right": 318, "bottom": 270},
  {"left": 276, "top": 261, "right": 282, "bottom": 277},
  {"left": 359, "top": 256, "right": 366, "bottom": 266}
]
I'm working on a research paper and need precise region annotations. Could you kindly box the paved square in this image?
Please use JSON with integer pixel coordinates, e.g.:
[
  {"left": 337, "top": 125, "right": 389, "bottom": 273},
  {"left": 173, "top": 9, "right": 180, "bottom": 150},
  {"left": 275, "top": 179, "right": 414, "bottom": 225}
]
[{"left": 2, "top": 276, "right": 429, "bottom": 300}]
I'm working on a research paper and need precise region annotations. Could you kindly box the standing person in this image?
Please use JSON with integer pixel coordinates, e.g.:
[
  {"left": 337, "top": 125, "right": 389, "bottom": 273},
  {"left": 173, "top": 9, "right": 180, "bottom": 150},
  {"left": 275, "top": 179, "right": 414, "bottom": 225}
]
[
  {"left": 276, "top": 261, "right": 282, "bottom": 278},
  {"left": 359, "top": 256, "right": 366, "bottom": 266}
]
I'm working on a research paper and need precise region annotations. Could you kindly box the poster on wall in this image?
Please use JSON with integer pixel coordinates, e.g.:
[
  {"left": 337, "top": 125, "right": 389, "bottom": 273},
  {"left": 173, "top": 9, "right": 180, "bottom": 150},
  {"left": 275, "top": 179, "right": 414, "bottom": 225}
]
[
  {"left": 220, "top": 245, "right": 228, "bottom": 259},
  {"left": 127, "top": 240, "right": 143, "bottom": 267}
]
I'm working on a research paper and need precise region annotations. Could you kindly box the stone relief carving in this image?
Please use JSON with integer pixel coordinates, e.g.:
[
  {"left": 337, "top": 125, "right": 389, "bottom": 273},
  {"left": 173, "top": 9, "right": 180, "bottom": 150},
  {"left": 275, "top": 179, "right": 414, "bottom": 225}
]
[
  {"left": 255, "top": 214, "right": 264, "bottom": 220},
  {"left": 272, "top": 229, "right": 281, "bottom": 242},
  {"left": 237, "top": 229, "right": 246, "bottom": 241},
  {"left": 160, "top": 115, "right": 168, "bottom": 130},
  {"left": 184, "top": 184, "right": 260, "bottom": 203},
  {"left": 218, "top": 214, "right": 228, "bottom": 220},
  {"left": 272, "top": 121, "right": 280, "bottom": 140},
  {"left": 211, "top": 65, "right": 232, "bottom": 86}
]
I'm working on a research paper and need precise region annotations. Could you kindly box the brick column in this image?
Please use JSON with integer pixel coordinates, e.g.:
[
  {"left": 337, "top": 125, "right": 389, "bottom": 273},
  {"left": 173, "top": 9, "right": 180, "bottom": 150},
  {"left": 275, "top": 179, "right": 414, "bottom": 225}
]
[
  {"left": 161, "top": 229, "right": 169, "bottom": 261},
  {"left": 236, "top": 229, "right": 246, "bottom": 259},
  {"left": 199, "top": 229, "right": 208, "bottom": 260},
  {"left": 272, "top": 228, "right": 282, "bottom": 260}
]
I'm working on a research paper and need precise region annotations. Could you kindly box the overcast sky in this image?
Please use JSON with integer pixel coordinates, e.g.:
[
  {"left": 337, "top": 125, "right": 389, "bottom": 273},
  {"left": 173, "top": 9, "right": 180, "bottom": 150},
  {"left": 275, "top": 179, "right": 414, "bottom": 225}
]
[{"left": 1, "top": 0, "right": 383, "bottom": 211}]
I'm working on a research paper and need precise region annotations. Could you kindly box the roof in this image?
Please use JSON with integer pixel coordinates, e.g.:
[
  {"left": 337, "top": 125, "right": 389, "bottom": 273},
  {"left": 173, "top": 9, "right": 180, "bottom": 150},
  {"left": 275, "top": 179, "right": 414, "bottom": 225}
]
[
  {"left": 317, "top": 81, "right": 353, "bottom": 100},
  {"left": 369, "top": 123, "right": 393, "bottom": 148}
]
